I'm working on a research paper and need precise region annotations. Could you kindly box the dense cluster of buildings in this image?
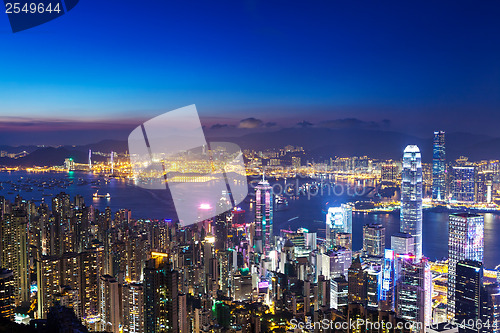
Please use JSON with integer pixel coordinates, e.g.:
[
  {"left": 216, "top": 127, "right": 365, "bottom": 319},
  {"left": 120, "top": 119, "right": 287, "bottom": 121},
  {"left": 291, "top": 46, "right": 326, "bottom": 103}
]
[{"left": 0, "top": 131, "right": 498, "bottom": 332}]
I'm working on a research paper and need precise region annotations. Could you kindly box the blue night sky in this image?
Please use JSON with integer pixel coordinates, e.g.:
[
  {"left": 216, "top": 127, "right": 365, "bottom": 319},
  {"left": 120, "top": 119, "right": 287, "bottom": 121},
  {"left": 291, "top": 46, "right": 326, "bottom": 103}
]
[{"left": 0, "top": 0, "right": 500, "bottom": 144}]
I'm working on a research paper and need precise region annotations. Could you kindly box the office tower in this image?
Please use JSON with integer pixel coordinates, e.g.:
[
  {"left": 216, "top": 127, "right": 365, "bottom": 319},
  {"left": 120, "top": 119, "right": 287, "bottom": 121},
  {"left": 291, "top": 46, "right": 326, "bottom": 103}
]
[
  {"left": 336, "top": 232, "right": 352, "bottom": 251},
  {"left": 454, "top": 260, "right": 485, "bottom": 333},
  {"left": 348, "top": 256, "right": 367, "bottom": 305},
  {"left": 232, "top": 269, "right": 252, "bottom": 302},
  {"left": 144, "top": 254, "right": 179, "bottom": 333},
  {"left": 484, "top": 283, "right": 500, "bottom": 333},
  {"left": 328, "top": 247, "right": 352, "bottom": 279},
  {"left": 475, "top": 171, "right": 494, "bottom": 204},
  {"left": 395, "top": 257, "right": 432, "bottom": 332},
  {"left": 123, "top": 283, "right": 144, "bottom": 333},
  {"left": 366, "top": 266, "right": 382, "bottom": 309},
  {"left": 363, "top": 223, "right": 385, "bottom": 257},
  {"left": 400, "top": 145, "right": 423, "bottom": 259},
  {"left": 450, "top": 166, "right": 476, "bottom": 202},
  {"left": 330, "top": 276, "right": 348, "bottom": 310},
  {"left": 381, "top": 163, "right": 399, "bottom": 183},
  {"left": 447, "top": 213, "right": 484, "bottom": 318},
  {"left": 326, "top": 204, "right": 352, "bottom": 249},
  {"left": 432, "top": 131, "right": 446, "bottom": 200},
  {"left": 254, "top": 177, "right": 273, "bottom": 253},
  {"left": 391, "top": 232, "right": 415, "bottom": 255},
  {"left": 0, "top": 209, "right": 29, "bottom": 305},
  {"left": 99, "top": 275, "right": 121, "bottom": 333},
  {"left": 214, "top": 212, "right": 228, "bottom": 251},
  {"left": 0, "top": 269, "right": 14, "bottom": 320},
  {"left": 380, "top": 249, "right": 396, "bottom": 311}
]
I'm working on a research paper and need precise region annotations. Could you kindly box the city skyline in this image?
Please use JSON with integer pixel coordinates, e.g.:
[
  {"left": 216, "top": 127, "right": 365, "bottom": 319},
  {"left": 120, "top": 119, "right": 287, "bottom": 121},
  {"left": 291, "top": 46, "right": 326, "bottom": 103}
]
[{"left": 1, "top": 1, "right": 500, "bottom": 331}]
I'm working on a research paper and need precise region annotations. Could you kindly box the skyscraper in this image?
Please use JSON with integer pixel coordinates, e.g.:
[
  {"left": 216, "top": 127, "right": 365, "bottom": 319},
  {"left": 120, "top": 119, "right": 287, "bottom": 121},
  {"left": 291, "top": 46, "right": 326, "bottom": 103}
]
[
  {"left": 0, "top": 209, "right": 29, "bottom": 306},
  {"left": 432, "top": 131, "right": 446, "bottom": 200},
  {"left": 144, "top": 254, "right": 179, "bottom": 333},
  {"left": 380, "top": 249, "right": 396, "bottom": 312},
  {"left": 254, "top": 177, "right": 273, "bottom": 253},
  {"left": 99, "top": 275, "right": 121, "bottom": 333},
  {"left": 348, "top": 256, "right": 367, "bottom": 305},
  {"left": 326, "top": 204, "right": 353, "bottom": 249},
  {"left": 363, "top": 223, "right": 385, "bottom": 257},
  {"left": 447, "top": 213, "right": 484, "bottom": 318},
  {"left": 123, "top": 283, "right": 144, "bottom": 333},
  {"left": 450, "top": 166, "right": 476, "bottom": 203},
  {"left": 0, "top": 269, "right": 14, "bottom": 320},
  {"left": 454, "top": 260, "right": 484, "bottom": 333},
  {"left": 395, "top": 257, "right": 432, "bottom": 332},
  {"left": 391, "top": 232, "right": 415, "bottom": 255},
  {"left": 401, "top": 145, "right": 423, "bottom": 259}
]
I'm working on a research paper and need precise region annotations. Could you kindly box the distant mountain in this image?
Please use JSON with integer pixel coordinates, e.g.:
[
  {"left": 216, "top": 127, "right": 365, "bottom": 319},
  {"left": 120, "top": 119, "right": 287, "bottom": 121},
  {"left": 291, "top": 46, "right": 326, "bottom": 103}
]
[
  {"left": 0, "top": 129, "right": 499, "bottom": 167},
  {"left": 67, "top": 139, "right": 129, "bottom": 154},
  {"left": 210, "top": 128, "right": 499, "bottom": 162},
  {"left": 0, "top": 147, "right": 106, "bottom": 167}
]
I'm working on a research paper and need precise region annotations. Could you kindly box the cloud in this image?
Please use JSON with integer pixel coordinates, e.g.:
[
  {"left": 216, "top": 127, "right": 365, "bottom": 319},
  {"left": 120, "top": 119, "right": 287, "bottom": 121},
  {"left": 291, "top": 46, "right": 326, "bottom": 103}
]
[
  {"left": 238, "top": 118, "right": 263, "bottom": 129},
  {"left": 319, "top": 118, "right": 384, "bottom": 129},
  {"left": 265, "top": 122, "right": 277, "bottom": 128},
  {"left": 210, "top": 123, "right": 232, "bottom": 130},
  {"left": 296, "top": 120, "right": 314, "bottom": 128}
]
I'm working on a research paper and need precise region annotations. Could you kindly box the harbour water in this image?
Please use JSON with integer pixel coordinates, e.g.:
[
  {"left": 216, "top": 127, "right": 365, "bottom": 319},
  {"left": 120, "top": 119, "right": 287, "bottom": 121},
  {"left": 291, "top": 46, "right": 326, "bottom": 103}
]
[{"left": 1, "top": 171, "right": 499, "bottom": 269}]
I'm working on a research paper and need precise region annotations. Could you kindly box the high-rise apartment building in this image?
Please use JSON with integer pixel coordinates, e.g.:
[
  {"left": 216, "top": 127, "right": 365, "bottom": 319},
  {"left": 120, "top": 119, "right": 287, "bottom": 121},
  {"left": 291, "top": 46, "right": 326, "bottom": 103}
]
[
  {"left": 99, "top": 275, "right": 121, "bottom": 333},
  {"left": 1, "top": 209, "right": 29, "bottom": 306},
  {"left": 123, "top": 283, "right": 144, "bottom": 333},
  {"left": 144, "top": 254, "right": 179, "bottom": 333},
  {"left": 0, "top": 269, "right": 14, "bottom": 320}
]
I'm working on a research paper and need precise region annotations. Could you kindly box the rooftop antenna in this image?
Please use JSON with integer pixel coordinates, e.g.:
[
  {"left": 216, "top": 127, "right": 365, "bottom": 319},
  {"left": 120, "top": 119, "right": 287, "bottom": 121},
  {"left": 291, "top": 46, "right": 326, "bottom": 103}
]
[{"left": 262, "top": 168, "right": 265, "bottom": 182}]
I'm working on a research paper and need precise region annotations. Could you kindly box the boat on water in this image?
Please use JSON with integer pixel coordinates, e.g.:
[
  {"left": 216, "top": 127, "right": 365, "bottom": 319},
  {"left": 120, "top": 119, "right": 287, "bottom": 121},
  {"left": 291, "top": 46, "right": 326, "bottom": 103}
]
[{"left": 93, "top": 191, "right": 111, "bottom": 199}]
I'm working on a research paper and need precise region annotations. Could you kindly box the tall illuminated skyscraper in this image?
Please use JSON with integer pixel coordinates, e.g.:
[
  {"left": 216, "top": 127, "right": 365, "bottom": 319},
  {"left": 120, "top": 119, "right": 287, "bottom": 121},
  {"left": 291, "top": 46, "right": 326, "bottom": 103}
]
[
  {"left": 144, "top": 254, "right": 178, "bottom": 333},
  {"left": 447, "top": 213, "right": 484, "bottom": 319},
  {"left": 0, "top": 209, "right": 29, "bottom": 306},
  {"left": 454, "top": 260, "right": 484, "bottom": 333},
  {"left": 123, "top": 283, "right": 144, "bottom": 333},
  {"left": 0, "top": 269, "right": 14, "bottom": 320},
  {"left": 400, "top": 145, "right": 423, "bottom": 259},
  {"left": 255, "top": 176, "right": 273, "bottom": 253},
  {"left": 395, "top": 257, "right": 432, "bottom": 331},
  {"left": 432, "top": 131, "right": 446, "bottom": 200},
  {"left": 326, "top": 204, "right": 352, "bottom": 249},
  {"left": 363, "top": 223, "right": 385, "bottom": 257}
]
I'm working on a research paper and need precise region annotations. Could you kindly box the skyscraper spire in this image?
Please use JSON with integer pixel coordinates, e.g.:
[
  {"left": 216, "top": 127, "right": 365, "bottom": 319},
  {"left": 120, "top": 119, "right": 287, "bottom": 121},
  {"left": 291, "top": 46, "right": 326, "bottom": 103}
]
[{"left": 88, "top": 149, "right": 92, "bottom": 170}]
